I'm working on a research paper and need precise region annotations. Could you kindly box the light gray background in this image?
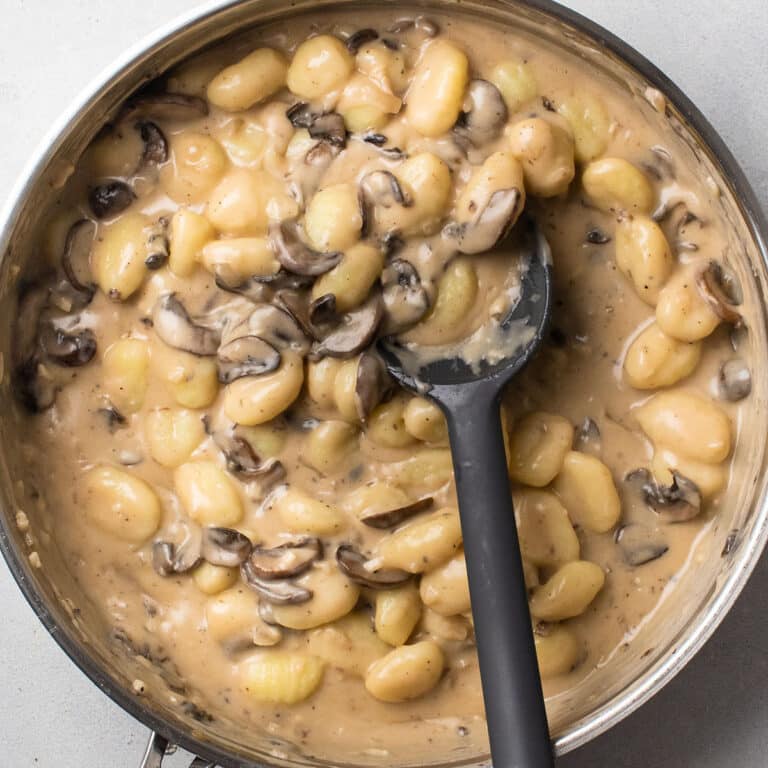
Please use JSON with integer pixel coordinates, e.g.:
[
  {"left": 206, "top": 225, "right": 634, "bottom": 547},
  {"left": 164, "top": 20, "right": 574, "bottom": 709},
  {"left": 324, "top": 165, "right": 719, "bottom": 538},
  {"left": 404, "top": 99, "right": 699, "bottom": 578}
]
[{"left": 1, "top": 1, "right": 766, "bottom": 766}]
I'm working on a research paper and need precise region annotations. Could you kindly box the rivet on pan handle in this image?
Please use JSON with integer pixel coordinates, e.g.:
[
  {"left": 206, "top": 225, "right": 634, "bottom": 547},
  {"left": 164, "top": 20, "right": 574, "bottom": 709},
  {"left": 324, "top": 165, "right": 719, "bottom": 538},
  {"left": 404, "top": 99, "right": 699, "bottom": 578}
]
[{"left": 141, "top": 732, "right": 216, "bottom": 768}]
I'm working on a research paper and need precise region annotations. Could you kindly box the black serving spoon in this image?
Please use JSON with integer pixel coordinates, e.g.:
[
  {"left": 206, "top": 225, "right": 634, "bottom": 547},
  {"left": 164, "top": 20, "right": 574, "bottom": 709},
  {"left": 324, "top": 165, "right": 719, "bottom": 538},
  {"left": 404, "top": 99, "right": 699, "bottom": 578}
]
[{"left": 378, "top": 220, "right": 555, "bottom": 768}]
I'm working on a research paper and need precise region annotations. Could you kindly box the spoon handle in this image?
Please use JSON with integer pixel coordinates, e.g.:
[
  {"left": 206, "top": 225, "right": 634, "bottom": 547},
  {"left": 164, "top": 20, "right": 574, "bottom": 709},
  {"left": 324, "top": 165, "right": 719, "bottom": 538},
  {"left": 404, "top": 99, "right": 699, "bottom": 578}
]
[{"left": 444, "top": 391, "right": 553, "bottom": 768}]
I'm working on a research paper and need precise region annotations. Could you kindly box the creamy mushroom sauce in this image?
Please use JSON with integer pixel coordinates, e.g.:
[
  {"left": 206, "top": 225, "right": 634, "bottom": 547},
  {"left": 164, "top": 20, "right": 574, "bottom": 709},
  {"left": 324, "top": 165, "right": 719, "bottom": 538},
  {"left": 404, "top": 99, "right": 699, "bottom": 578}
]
[{"left": 14, "top": 10, "right": 752, "bottom": 765}]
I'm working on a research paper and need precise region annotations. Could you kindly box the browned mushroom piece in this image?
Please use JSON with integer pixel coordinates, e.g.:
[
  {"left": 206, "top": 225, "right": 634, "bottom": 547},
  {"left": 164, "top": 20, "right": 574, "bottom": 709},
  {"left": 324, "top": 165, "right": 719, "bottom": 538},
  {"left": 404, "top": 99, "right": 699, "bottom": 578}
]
[
  {"left": 217, "top": 336, "right": 281, "bottom": 383},
  {"left": 144, "top": 217, "right": 169, "bottom": 270},
  {"left": 718, "top": 358, "right": 751, "bottom": 402},
  {"left": 152, "top": 293, "right": 220, "bottom": 355},
  {"left": 442, "top": 188, "right": 523, "bottom": 254},
  {"left": 246, "top": 537, "right": 323, "bottom": 580},
  {"left": 380, "top": 259, "right": 431, "bottom": 333},
  {"left": 247, "top": 302, "right": 311, "bottom": 356},
  {"left": 61, "top": 219, "right": 96, "bottom": 302},
  {"left": 286, "top": 101, "right": 314, "bottom": 128},
  {"left": 359, "top": 496, "right": 433, "bottom": 529},
  {"left": 201, "top": 527, "right": 253, "bottom": 567},
  {"left": 121, "top": 92, "right": 209, "bottom": 122},
  {"left": 241, "top": 559, "right": 313, "bottom": 604},
  {"left": 273, "top": 289, "right": 314, "bottom": 337},
  {"left": 312, "top": 291, "right": 384, "bottom": 358},
  {"left": 360, "top": 170, "right": 412, "bottom": 210},
  {"left": 214, "top": 270, "right": 274, "bottom": 303},
  {"left": 624, "top": 467, "right": 702, "bottom": 524},
  {"left": 308, "top": 293, "right": 338, "bottom": 336},
  {"left": 39, "top": 323, "right": 97, "bottom": 367},
  {"left": 136, "top": 120, "right": 169, "bottom": 166},
  {"left": 573, "top": 417, "right": 601, "bottom": 457},
  {"left": 336, "top": 544, "right": 412, "bottom": 588},
  {"left": 695, "top": 261, "right": 742, "bottom": 325},
  {"left": 615, "top": 524, "right": 669, "bottom": 566},
  {"left": 346, "top": 28, "right": 379, "bottom": 53},
  {"left": 308, "top": 112, "right": 347, "bottom": 148},
  {"left": 354, "top": 350, "right": 392, "bottom": 421},
  {"left": 152, "top": 537, "right": 203, "bottom": 576},
  {"left": 89, "top": 181, "right": 135, "bottom": 219},
  {"left": 268, "top": 220, "right": 342, "bottom": 276},
  {"left": 454, "top": 79, "right": 508, "bottom": 146},
  {"left": 211, "top": 426, "right": 286, "bottom": 484}
]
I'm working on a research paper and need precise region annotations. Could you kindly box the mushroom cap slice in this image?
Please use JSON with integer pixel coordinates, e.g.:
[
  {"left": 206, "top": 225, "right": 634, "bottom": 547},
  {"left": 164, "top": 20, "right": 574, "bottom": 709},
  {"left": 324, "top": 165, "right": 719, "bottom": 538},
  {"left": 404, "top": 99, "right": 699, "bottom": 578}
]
[
  {"left": 455, "top": 79, "right": 508, "bottom": 145},
  {"left": 89, "top": 181, "right": 136, "bottom": 219},
  {"left": 152, "top": 537, "right": 203, "bottom": 576},
  {"left": 152, "top": 293, "right": 220, "bottom": 355},
  {"left": 313, "top": 291, "right": 384, "bottom": 358},
  {"left": 359, "top": 496, "right": 433, "bottom": 529},
  {"left": 696, "top": 261, "right": 742, "bottom": 325},
  {"left": 335, "top": 544, "right": 412, "bottom": 588},
  {"left": 346, "top": 28, "right": 379, "bottom": 53},
  {"left": 201, "top": 527, "right": 253, "bottom": 567},
  {"left": 268, "top": 220, "right": 342, "bottom": 276},
  {"left": 61, "top": 219, "right": 96, "bottom": 302},
  {"left": 39, "top": 324, "right": 97, "bottom": 367},
  {"left": 624, "top": 468, "right": 702, "bottom": 524},
  {"left": 248, "top": 302, "right": 310, "bottom": 356},
  {"left": 286, "top": 101, "right": 314, "bottom": 129},
  {"left": 211, "top": 427, "right": 287, "bottom": 486},
  {"left": 354, "top": 350, "right": 393, "bottom": 421},
  {"left": 615, "top": 524, "right": 669, "bottom": 566},
  {"left": 360, "top": 170, "right": 412, "bottom": 209},
  {"left": 380, "top": 259, "right": 430, "bottom": 334},
  {"left": 217, "top": 335, "right": 281, "bottom": 383},
  {"left": 137, "top": 120, "right": 168, "bottom": 165},
  {"left": 241, "top": 559, "right": 313, "bottom": 605},
  {"left": 442, "top": 187, "right": 523, "bottom": 255},
  {"left": 121, "top": 92, "right": 209, "bottom": 122},
  {"left": 308, "top": 112, "right": 347, "bottom": 148},
  {"left": 246, "top": 537, "right": 323, "bottom": 580}
]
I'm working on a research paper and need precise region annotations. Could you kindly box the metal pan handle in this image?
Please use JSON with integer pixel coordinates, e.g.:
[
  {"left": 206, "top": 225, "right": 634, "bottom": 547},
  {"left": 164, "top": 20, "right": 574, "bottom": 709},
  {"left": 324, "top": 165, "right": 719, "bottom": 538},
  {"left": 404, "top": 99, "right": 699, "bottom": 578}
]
[{"left": 141, "top": 732, "right": 216, "bottom": 768}]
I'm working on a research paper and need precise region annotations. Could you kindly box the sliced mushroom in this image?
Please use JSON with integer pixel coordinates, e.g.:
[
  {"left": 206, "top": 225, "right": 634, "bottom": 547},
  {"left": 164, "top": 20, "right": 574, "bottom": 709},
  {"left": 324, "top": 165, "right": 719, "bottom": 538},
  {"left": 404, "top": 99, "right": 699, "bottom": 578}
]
[
  {"left": 696, "top": 261, "right": 742, "bottom": 325},
  {"left": 241, "top": 559, "right": 313, "bottom": 605},
  {"left": 39, "top": 323, "right": 97, "bottom": 367},
  {"left": 625, "top": 468, "right": 702, "bottom": 523},
  {"left": 61, "top": 219, "right": 96, "bottom": 302},
  {"left": 89, "top": 181, "right": 135, "bottom": 219},
  {"left": 454, "top": 79, "right": 508, "bottom": 145},
  {"left": 286, "top": 101, "right": 314, "bottom": 129},
  {"left": 573, "top": 417, "right": 601, "bottom": 457},
  {"left": 248, "top": 302, "right": 310, "bottom": 355},
  {"left": 211, "top": 427, "right": 287, "bottom": 487},
  {"left": 152, "top": 537, "right": 202, "bottom": 576},
  {"left": 152, "top": 293, "right": 220, "bottom": 355},
  {"left": 380, "top": 259, "right": 430, "bottom": 333},
  {"left": 246, "top": 538, "right": 323, "bottom": 580},
  {"left": 718, "top": 358, "right": 751, "bottom": 401},
  {"left": 346, "top": 28, "right": 379, "bottom": 53},
  {"left": 201, "top": 527, "right": 253, "bottom": 567},
  {"left": 145, "top": 217, "right": 169, "bottom": 270},
  {"left": 268, "top": 220, "right": 342, "bottom": 276},
  {"left": 336, "top": 544, "right": 411, "bottom": 588},
  {"left": 354, "top": 350, "right": 392, "bottom": 421},
  {"left": 313, "top": 291, "right": 383, "bottom": 358},
  {"left": 443, "top": 188, "right": 523, "bottom": 254},
  {"left": 214, "top": 271, "right": 274, "bottom": 303},
  {"left": 308, "top": 112, "right": 347, "bottom": 148},
  {"left": 137, "top": 120, "right": 168, "bottom": 165},
  {"left": 217, "top": 336, "right": 281, "bottom": 383},
  {"left": 13, "top": 355, "right": 56, "bottom": 413},
  {"left": 121, "top": 92, "right": 209, "bottom": 122},
  {"left": 363, "top": 133, "right": 388, "bottom": 147},
  {"left": 359, "top": 496, "right": 433, "bottom": 529},
  {"left": 273, "top": 289, "right": 314, "bottom": 338},
  {"left": 615, "top": 524, "right": 669, "bottom": 566},
  {"left": 360, "top": 170, "right": 411, "bottom": 209},
  {"left": 308, "top": 293, "right": 338, "bottom": 335}
]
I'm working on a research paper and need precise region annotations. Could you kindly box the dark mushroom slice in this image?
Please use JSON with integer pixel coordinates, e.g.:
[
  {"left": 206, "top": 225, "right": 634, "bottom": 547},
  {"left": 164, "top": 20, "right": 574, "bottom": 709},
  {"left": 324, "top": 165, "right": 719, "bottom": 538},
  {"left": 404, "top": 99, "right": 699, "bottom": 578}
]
[
  {"left": 89, "top": 181, "right": 135, "bottom": 219},
  {"left": 359, "top": 496, "right": 434, "bottom": 529},
  {"left": 363, "top": 133, "right": 388, "bottom": 147},
  {"left": 217, "top": 335, "right": 281, "bottom": 383},
  {"left": 718, "top": 358, "right": 751, "bottom": 401},
  {"left": 615, "top": 524, "right": 669, "bottom": 567},
  {"left": 145, "top": 217, "right": 169, "bottom": 269},
  {"left": 273, "top": 289, "right": 314, "bottom": 338},
  {"left": 248, "top": 302, "right": 311, "bottom": 355},
  {"left": 121, "top": 92, "right": 209, "bottom": 122},
  {"left": 380, "top": 259, "right": 430, "bottom": 333},
  {"left": 360, "top": 170, "right": 411, "bottom": 209},
  {"left": 308, "top": 112, "right": 347, "bottom": 148},
  {"left": 626, "top": 468, "right": 702, "bottom": 524},
  {"left": 454, "top": 79, "right": 508, "bottom": 145},
  {"left": 354, "top": 350, "right": 392, "bottom": 421},
  {"left": 336, "top": 544, "right": 411, "bottom": 589},
  {"left": 241, "top": 559, "right": 313, "bottom": 605},
  {"left": 201, "top": 527, "right": 253, "bottom": 567},
  {"left": 136, "top": 120, "right": 168, "bottom": 166},
  {"left": 13, "top": 355, "right": 57, "bottom": 413},
  {"left": 152, "top": 293, "right": 220, "bottom": 355},
  {"left": 61, "top": 219, "right": 96, "bottom": 301},
  {"left": 211, "top": 427, "right": 287, "bottom": 486},
  {"left": 268, "top": 220, "right": 342, "bottom": 276},
  {"left": 308, "top": 293, "right": 338, "bottom": 336},
  {"left": 214, "top": 271, "right": 274, "bottom": 303},
  {"left": 152, "top": 539, "right": 202, "bottom": 576},
  {"left": 313, "top": 291, "right": 384, "bottom": 358},
  {"left": 346, "top": 28, "right": 379, "bottom": 53},
  {"left": 573, "top": 417, "right": 601, "bottom": 457},
  {"left": 246, "top": 537, "right": 323, "bottom": 580},
  {"left": 695, "top": 261, "right": 742, "bottom": 325},
  {"left": 286, "top": 101, "right": 314, "bottom": 129},
  {"left": 442, "top": 187, "right": 523, "bottom": 254},
  {"left": 39, "top": 323, "right": 97, "bottom": 367}
]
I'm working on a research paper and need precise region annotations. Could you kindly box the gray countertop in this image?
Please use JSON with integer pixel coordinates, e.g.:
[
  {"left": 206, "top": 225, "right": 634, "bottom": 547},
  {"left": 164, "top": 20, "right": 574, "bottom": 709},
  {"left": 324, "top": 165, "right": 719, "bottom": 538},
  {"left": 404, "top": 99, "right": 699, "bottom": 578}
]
[{"left": 1, "top": 1, "right": 766, "bottom": 766}]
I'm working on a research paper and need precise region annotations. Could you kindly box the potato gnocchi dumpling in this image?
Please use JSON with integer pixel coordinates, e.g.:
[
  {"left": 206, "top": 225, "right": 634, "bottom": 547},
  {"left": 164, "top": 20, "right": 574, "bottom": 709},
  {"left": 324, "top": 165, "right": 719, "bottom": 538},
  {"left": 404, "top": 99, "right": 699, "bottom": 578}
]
[{"left": 18, "top": 9, "right": 749, "bottom": 759}]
